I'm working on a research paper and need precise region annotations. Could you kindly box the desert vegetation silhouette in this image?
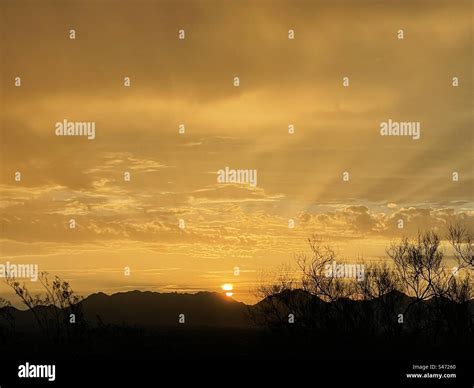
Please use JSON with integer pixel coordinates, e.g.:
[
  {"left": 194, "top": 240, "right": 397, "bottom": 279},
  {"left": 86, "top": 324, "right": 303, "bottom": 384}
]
[{"left": 251, "top": 224, "right": 473, "bottom": 347}]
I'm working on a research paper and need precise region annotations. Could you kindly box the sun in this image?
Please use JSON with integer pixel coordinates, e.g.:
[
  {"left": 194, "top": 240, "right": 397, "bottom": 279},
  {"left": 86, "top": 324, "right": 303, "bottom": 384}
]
[
  {"left": 222, "top": 284, "right": 233, "bottom": 297},
  {"left": 221, "top": 283, "right": 233, "bottom": 291}
]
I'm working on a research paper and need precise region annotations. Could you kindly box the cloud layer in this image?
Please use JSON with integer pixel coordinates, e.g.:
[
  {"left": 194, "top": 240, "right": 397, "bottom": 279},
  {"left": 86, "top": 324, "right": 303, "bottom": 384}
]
[{"left": 1, "top": 0, "right": 472, "bottom": 303}]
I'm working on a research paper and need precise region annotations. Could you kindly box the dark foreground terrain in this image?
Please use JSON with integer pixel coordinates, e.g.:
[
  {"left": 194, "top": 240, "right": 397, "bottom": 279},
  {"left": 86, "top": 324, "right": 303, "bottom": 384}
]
[{"left": 0, "top": 290, "right": 472, "bottom": 385}]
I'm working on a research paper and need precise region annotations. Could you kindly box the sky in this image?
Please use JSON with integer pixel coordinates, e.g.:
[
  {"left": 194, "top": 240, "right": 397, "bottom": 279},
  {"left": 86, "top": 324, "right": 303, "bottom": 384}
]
[{"left": 0, "top": 0, "right": 472, "bottom": 304}]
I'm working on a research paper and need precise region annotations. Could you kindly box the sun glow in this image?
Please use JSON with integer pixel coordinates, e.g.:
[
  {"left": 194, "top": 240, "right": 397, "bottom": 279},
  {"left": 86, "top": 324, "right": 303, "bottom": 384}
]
[
  {"left": 222, "top": 284, "right": 234, "bottom": 297},
  {"left": 222, "top": 283, "right": 233, "bottom": 291}
]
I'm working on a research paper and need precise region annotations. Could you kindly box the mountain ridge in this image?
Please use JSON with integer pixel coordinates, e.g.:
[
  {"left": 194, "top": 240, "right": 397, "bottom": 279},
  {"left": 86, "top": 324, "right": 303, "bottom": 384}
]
[{"left": 2, "top": 289, "right": 472, "bottom": 330}]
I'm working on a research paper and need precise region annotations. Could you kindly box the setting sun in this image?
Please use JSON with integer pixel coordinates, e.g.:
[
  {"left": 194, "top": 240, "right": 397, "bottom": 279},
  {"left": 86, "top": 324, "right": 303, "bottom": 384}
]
[{"left": 221, "top": 283, "right": 233, "bottom": 292}]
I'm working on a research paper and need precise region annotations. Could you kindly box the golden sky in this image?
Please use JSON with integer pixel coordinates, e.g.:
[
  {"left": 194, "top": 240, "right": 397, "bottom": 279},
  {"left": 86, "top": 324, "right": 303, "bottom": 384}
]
[{"left": 1, "top": 0, "right": 472, "bottom": 304}]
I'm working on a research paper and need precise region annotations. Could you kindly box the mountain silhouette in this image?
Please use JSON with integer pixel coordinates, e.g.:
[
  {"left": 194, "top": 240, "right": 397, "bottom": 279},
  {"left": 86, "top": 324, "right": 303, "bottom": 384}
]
[
  {"left": 2, "top": 290, "right": 251, "bottom": 330},
  {"left": 81, "top": 290, "right": 250, "bottom": 327},
  {"left": 2, "top": 289, "right": 473, "bottom": 331}
]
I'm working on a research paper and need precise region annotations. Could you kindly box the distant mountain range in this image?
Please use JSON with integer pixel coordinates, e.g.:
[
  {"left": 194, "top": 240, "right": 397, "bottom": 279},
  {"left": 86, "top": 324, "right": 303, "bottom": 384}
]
[
  {"left": 81, "top": 290, "right": 250, "bottom": 327},
  {"left": 2, "top": 289, "right": 473, "bottom": 330},
  {"left": 2, "top": 291, "right": 251, "bottom": 329}
]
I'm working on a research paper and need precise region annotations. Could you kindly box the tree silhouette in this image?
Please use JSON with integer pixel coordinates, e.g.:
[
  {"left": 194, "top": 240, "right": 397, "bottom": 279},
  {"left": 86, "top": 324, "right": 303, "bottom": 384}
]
[
  {"left": 4, "top": 271, "right": 85, "bottom": 341},
  {"left": 253, "top": 227, "right": 473, "bottom": 344},
  {"left": 448, "top": 223, "right": 474, "bottom": 270}
]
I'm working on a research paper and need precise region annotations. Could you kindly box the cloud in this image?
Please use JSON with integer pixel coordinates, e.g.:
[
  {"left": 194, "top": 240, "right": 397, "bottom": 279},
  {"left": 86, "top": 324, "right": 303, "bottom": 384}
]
[{"left": 297, "top": 206, "right": 474, "bottom": 239}]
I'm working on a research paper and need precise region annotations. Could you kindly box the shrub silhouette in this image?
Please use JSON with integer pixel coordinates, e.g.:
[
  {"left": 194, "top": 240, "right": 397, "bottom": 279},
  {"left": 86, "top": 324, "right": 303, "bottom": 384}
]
[
  {"left": 4, "top": 271, "right": 85, "bottom": 341},
  {"left": 252, "top": 225, "right": 473, "bottom": 345}
]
